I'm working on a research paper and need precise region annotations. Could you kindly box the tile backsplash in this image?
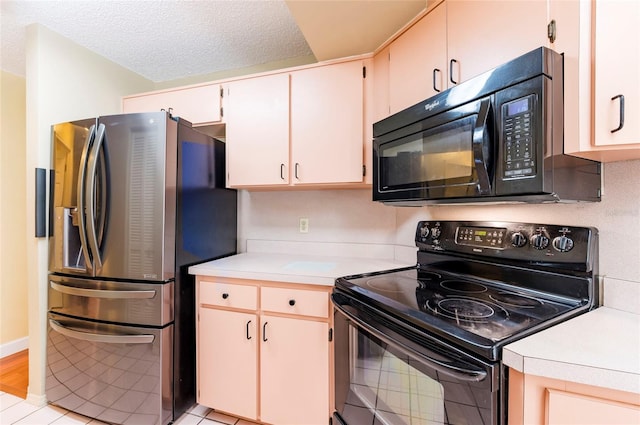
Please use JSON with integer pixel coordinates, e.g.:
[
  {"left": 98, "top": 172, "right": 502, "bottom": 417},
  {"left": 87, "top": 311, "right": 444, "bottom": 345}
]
[{"left": 239, "top": 159, "right": 640, "bottom": 283}]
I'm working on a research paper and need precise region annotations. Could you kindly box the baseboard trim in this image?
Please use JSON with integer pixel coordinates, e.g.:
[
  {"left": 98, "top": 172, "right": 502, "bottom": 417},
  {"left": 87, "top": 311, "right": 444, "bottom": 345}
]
[
  {"left": 0, "top": 336, "right": 28, "bottom": 358},
  {"left": 26, "top": 392, "right": 47, "bottom": 407}
]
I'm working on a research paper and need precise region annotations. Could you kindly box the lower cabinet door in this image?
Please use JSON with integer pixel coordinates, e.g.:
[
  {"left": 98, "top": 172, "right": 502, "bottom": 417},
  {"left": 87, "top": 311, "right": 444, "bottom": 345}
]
[
  {"left": 260, "top": 315, "right": 329, "bottom": 425},
  {"left": 547, "top": 389, "right": 640, "bottom": 424},
  {"left": 198, "top": 308, "right": 258, "bottom": 420}
]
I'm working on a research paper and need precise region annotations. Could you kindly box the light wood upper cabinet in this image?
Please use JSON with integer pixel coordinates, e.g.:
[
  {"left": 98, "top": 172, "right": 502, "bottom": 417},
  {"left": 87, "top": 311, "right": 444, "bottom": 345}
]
[
  {"left": 389, "top": 1, "right": 447, "bottom": 114},
  {"left": 372, "top": 45, "right": 391, "bottom": 122},
  {"left": 122, "top": 84, "right": 222, "bottom": 125},
  {"left": 382, "top": 0, "right": 549, "bottom": 117},
  {"left": 592, "top": 0, "right": 640, "bottom": 148},
  {"left": 290, "top": 60, "right": 364, "bottom": 185},
  {"left": 225, "top": 58, "right": 368, "bottom": 189},
  {"left": 446, "top": 1, "right": 548, "bottom": 86},
  {"left": 554, "top": 0, "right": 640, "bottom": 161},
  {"left": 225, "top": 74, "right": 290, "bottom": 187}
]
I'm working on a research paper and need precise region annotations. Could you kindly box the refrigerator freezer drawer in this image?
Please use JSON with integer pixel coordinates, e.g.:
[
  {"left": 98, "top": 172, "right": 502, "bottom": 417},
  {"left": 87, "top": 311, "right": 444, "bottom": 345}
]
[
  {"left": 48, "top": 274, "right": 173, "bottom": 326},
  {"left": 46, "top": 312, "right": 173, "bottom": 425}
]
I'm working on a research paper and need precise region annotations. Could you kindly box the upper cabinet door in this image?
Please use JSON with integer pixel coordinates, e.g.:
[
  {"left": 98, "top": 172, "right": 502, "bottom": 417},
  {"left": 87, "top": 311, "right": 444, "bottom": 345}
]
[
  {"left": 593, "top": 0, "right": 640, "bottom": 147},
  {"left": 225, "top": 74, "right": 290, "bottom": 187},
  {"left": 446, "top": 0, "right": 549, "bottom": 86},
  {"left": 290, "top": 60, "right": 364, "bottom": 185},
  {"left": 122, "top": 84, "right": 222, "bottom": 125},
  {"left": 389, "top": 2, "right": 447, "bottom": 114}
]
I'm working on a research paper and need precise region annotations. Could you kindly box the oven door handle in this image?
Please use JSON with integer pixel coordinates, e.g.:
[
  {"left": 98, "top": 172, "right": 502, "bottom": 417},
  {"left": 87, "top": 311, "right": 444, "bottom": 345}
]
[{"left": 333, "top": 295, "right": 488, "bottom": 382}]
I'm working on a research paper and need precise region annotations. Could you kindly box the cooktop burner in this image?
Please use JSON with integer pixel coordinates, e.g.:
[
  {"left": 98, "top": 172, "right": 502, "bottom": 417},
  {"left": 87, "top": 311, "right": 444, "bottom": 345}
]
[
  {"left": 365, "top": 275, "right": 416, "bottom": 293},
  {"left": 440, "top": 280, "right": 487, "bottom": 293},
  {"left": 425, "top": 297, "right": 506, "bottom": 322}
]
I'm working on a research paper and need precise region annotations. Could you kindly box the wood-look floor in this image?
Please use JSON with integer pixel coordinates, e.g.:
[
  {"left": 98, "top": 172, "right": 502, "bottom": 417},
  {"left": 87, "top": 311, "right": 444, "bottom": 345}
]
[{"left": 0, "top": 349, "right": 28, "bottom": 399}]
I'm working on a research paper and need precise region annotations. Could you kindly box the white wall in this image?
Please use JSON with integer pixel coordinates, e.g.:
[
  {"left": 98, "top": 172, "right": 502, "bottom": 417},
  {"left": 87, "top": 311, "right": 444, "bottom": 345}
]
[
  {"left": 25, "top": 24, "right": 153, "bottom": 404},
  {"left": 240, "top": 159, "right": 640, "bottom": 283}
]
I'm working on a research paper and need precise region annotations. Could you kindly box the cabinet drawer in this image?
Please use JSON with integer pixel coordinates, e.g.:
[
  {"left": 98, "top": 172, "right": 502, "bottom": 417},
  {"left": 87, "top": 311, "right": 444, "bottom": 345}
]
[
  {"left": 200, "top": 281, "right": 257, "bottom": 310},
  {"left": 261, "top": 287, "right": 328, "bottom": 318}
]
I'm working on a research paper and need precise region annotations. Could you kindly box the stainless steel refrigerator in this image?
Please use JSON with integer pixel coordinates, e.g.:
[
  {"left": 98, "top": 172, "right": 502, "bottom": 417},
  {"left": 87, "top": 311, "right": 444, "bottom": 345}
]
[{"left": 46, "top": 112, "right": 237, "bottom": 425}]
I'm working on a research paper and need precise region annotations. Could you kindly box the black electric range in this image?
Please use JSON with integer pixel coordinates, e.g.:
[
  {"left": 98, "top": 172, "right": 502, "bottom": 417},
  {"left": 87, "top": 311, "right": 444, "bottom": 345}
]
[{"left": 335, "top": 220, "right": 599, "bottom": 362}]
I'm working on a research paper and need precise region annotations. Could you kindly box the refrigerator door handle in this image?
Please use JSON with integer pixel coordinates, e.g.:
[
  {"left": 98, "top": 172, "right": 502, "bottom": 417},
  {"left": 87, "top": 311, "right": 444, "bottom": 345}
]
[
  {"left": 77, "top": 124, "right": 96, "bottom": 274},
  {"left": 49, "top": 319, "right": 155, "bottom": 344},
  {"left": 85, "top": 123, "right": 106, "bottom": 273},
  {"left": 50, "top": 281, "right": 157, "bottom": 299}
]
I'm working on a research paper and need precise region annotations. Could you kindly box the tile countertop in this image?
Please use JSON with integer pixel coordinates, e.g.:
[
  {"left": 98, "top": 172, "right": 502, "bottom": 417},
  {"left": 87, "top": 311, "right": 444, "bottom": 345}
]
[
  {"left": 503, "top": 277, "right": 640, "bottom": 395},
  {"left": 188, "top": 252, "right": 415, "bottom": 286}
]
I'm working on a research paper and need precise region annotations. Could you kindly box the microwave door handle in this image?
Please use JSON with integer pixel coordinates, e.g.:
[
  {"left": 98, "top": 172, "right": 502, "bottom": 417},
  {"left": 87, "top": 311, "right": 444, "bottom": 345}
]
[
  {"left": 76, "top": 124, "right": 96, "bottom": 274},
  {"left": 472, "top": 99, "right": 493, "bottom": 195},
  {"left": 85, "top": 123, "right": 106, "bottom": 273}
]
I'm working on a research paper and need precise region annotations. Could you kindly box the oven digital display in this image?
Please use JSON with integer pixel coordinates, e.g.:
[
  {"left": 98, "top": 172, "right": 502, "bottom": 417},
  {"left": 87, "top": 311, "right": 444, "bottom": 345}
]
[{"left": 457, "top": 226, "right": 506, "bottom": 248}]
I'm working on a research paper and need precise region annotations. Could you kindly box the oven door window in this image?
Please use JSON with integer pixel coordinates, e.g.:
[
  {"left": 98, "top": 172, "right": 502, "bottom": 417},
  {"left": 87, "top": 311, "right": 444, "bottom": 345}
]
[
  {"left": 342, "top": 323, "right": 493, "bottom": 425},
  {"left": 346, "top": 324, "right": 445, "bottom": 424}
]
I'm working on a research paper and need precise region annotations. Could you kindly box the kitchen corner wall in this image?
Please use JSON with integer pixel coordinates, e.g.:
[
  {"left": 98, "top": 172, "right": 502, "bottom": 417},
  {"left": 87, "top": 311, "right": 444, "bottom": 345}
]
[{"left": 240, "top": 159, "right": 640, "bottom": 284}]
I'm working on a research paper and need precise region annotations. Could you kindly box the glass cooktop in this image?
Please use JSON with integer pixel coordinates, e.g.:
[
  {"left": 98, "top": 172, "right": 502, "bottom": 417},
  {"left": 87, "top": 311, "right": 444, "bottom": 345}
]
[{"left": 338, "top": 267, "right": 580, "bottom": 348}]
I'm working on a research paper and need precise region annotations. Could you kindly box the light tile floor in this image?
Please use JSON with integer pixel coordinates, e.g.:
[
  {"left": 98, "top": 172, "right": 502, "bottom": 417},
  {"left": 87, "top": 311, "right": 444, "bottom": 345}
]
[{"left": 0, "top": 391, "right": 255, "bottom": 425}]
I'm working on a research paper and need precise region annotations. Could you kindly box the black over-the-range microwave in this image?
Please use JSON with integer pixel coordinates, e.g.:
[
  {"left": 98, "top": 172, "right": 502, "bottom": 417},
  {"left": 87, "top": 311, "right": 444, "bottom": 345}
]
[{"left": 372, "top": 46, "right": 602, "bottom": 205}]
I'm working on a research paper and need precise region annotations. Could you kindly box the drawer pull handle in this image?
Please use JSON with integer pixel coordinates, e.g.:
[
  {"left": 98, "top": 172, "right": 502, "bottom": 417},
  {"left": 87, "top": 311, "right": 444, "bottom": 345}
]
[
  {"left": 246, "top": 320, "right": 252, "bottom": 340},
  {"left": 222, "top": 293, "right": 229, "bottom": 299},
  {"left": 262, "top": 322, "right": 268, "bottom": 342},
  {"left": 289, "top": 299, "right": 296, "bottom": 306}
]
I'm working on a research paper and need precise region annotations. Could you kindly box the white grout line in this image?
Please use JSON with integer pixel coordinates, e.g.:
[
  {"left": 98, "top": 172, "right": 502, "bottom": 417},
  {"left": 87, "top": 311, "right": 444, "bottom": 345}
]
[{"left": 0, "top": 392, "right": 246, "bottom": 425}]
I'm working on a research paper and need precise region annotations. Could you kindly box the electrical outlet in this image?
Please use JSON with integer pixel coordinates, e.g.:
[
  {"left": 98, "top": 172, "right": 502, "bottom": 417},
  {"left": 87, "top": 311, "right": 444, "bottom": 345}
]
[{"left": 299, "top": 217, "right": 309, "bottom": 233}]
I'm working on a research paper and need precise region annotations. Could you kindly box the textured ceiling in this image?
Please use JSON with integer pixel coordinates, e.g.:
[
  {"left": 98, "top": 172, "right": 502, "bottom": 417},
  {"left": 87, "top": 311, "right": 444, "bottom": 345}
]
[
  {"left": 0, "top": 0, "right": 426, "bottom": 84},
  {"left": 0, "top": 0, "right": 315, "bottom": 83}
]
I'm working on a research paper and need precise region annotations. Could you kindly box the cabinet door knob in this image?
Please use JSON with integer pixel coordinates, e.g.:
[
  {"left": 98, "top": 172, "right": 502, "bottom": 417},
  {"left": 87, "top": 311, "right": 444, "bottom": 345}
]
[
  {"left": 611, "top": 94, "right": 625, "bottom": 133},
  {"left": 289, "top": 299, "right": 296, "bottom": 306},
  {"left": 222, "top": 293, "right": 229, "bottom": 299}
]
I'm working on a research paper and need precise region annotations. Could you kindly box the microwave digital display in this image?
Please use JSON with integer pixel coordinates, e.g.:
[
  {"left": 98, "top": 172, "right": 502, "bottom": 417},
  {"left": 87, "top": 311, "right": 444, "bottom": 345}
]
[{"left": 507, "top": 98, "right": 530, "bottom": 116}]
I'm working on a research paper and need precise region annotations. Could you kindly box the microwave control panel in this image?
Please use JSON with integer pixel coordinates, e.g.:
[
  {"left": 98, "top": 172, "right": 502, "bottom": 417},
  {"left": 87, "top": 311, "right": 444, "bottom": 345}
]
[{"left": 502, "top": 95, "right": 536, "bottom": 179}]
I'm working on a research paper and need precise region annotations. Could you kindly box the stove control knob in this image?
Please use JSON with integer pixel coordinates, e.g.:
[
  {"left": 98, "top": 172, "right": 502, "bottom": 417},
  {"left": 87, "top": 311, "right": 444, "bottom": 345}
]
[
  {"left": 511, "top": 232, "right": 528, "bottom": 247},
  {"left": 430, "top": 227, "right": 441, "bottom": 239},
  {"left": 531, "top": 233, "right": 550, "bottom": 250},
  {"left": 552, "top": 235, "right": 574, "bottom": 252}
]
